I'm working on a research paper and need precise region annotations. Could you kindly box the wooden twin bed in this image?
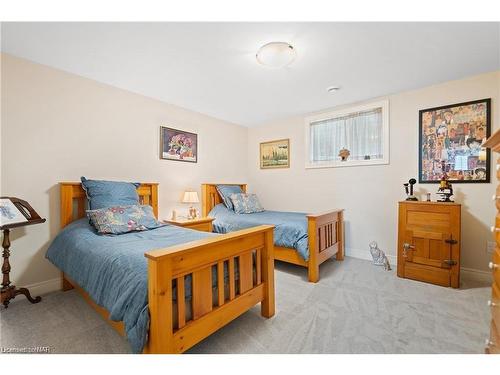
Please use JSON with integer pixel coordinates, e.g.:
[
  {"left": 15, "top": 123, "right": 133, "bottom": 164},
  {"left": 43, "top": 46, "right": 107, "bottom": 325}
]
[
  {"left": 58, "top": 182, "right": 275, "bottom": 354},
  {"left": 201, "top": 183, "right": 345, "bottom": 283}
]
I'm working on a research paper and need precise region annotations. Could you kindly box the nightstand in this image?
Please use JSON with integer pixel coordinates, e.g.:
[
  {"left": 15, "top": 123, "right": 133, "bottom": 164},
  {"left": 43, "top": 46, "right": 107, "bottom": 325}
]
[{"left": 162, "top": 217, "right": 215, "bottom": 232}]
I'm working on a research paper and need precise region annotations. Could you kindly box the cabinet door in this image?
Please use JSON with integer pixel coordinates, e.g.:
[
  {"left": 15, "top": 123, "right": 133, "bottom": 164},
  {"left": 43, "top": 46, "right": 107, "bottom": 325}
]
[{"left": 402, "top": 229, "right": 456, "bottom": 287}]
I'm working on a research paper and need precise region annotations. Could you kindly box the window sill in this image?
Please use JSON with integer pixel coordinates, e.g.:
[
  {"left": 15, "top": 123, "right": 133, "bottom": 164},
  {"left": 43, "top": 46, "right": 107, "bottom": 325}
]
[{"left": 305, "top": 158, "right": 389, "bottom": 169}]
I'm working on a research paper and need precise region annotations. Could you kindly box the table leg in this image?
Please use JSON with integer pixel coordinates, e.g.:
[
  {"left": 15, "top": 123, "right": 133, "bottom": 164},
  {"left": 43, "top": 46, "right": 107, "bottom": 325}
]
[{"left": 1, "top": 229, "right": 42, "bottom": 308}]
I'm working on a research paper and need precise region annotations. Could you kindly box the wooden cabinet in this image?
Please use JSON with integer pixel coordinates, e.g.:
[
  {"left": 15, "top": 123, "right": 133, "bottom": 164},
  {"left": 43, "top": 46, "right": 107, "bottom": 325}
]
[
  {"left": 483, "top": 130, "right": 500, "bottom": 354},
  {"left": 162, "top": 217, "right": 214, "bottom": 232},
  {"left": 397, "top": 201, "right": 461, "bottom": 288}
]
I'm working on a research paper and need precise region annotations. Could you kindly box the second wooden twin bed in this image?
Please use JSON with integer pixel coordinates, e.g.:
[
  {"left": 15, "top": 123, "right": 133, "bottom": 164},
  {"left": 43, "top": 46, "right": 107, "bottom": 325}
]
[
  {"left": 202, "top": 183, "right": 344, "bottom": 283},
  {"left": 46, "top": 179, "right": 344, "bottom": 354}
]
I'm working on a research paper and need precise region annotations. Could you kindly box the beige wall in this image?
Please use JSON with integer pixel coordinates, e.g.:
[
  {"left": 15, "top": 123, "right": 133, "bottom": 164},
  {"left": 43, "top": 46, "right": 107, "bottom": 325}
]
[
  {"left": 248, "top": 71, "right": 500, "bottom": 272},
  {"left": 0, "top": 53, "right": 248, "bottom": 289}
]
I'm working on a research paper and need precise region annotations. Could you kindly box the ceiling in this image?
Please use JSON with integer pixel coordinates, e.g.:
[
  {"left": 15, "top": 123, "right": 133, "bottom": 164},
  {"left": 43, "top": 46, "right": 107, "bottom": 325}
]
[{"left": 1, "top": 22, "right": 499, "bottom": 127}]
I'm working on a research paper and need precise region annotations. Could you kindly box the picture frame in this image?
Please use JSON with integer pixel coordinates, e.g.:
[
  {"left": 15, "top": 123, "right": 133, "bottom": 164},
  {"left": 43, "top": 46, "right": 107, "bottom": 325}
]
[
  {"left": 418, "top": 98, "right": 491, "bottom": 183},
  {"left": 260, "top": 139, "right": 290, "bottom": 169},
  {"left": 160, "top": 126, "right": 198, "bottom": 163}
]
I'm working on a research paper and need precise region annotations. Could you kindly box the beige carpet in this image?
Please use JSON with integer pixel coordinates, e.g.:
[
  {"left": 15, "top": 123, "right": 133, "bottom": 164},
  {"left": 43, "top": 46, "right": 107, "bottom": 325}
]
[{"left": 0, "top": 257, "right": 492, "bottom": 354}]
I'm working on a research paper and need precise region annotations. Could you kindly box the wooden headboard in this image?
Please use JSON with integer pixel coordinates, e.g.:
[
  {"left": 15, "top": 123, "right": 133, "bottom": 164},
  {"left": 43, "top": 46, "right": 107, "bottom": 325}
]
[
  {"left": 201, "top": 183, "right": 247, "bottom": 217},
  {"left": 60, "top": 182, "right": 159, "bottom": 228}
]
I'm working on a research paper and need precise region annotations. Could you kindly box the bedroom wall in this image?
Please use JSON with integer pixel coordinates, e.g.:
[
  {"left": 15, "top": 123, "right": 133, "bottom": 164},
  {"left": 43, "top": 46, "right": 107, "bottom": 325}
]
[
  {"left": 247, "top": 70, "right": 500, "bottom": 273},
  {"left": 0, "top": 53, "right": 248, "bottom": 293}
]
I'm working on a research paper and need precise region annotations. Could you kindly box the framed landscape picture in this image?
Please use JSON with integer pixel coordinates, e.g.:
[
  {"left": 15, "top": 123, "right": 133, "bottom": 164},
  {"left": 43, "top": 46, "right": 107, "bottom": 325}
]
[
  {"left": 260, "top": 139, "right": 290, "bottom": 169},
  {"left": 418, "top": 98, "right": 491, "bottom": 183},
  {"left": 160, "top": 126, "right": 198, "bottom": 163}
]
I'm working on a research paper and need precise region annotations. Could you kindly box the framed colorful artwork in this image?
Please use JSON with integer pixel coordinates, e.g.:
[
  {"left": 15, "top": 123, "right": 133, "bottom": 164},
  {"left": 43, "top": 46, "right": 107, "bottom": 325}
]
[
  {"left": 160, "top": 126, "right": 198, "bottom": 163},
  {"left": 260, "top": 139, "right": 290, "bottom": 169},
  {"left": 418, "top": 98, "right": 491, "bottom": 183}
]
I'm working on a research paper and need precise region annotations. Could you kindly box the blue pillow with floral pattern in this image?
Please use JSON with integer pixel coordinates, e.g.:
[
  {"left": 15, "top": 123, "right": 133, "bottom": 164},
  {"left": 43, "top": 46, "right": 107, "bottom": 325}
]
[
  {"left": 87, "top": 205, "right": 164, "bottom": 234},
  {"left": 229, "top": 193, "right": 265, "bottom": 214}
]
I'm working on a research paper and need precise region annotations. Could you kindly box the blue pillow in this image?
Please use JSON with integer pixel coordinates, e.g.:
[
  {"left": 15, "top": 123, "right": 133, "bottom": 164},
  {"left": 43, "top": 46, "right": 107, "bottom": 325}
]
[
  {"left": 87, "top": 205, "right": 164, "bottom": 234},
  {"left": 230, "top": 193, "right": 265, "bottom": 214},
  {"left": 81, "top": 177, "right": 140, "bottom": 210},
  {"left": 216, "top": 184, "right": 243, "bottom": 211}
]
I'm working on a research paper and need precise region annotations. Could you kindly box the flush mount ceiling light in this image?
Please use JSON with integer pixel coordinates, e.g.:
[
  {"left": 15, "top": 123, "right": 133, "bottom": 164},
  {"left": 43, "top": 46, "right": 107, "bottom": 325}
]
[
  {"left": 327, "top": 86, "right": 341, "bottom": 92},
  {"left": 256, "top": 42, "right": 296, "bottom": 68}
]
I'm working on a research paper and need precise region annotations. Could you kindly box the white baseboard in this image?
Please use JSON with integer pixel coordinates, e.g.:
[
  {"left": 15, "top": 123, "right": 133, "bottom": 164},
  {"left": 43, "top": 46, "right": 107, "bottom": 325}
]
[
  {"left": 345, "top": 247, "right": 397, "bottom": 264},
  {"left": 7, "top": 277, "right": 61, "bottom": 304},
  {"left": 346, "top": 247, "right": 492, "bottom": 282}
]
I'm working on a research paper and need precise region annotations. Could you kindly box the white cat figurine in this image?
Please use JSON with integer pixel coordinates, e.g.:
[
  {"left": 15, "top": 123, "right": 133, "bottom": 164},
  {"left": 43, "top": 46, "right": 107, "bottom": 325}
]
[{"left": 369, "top": 241, "right": 391, "bottom": 271}]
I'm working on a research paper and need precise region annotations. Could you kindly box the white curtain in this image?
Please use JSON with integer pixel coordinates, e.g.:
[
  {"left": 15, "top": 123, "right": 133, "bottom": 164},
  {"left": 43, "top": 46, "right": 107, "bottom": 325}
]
[{"left": 310, "top": 107, "right": 383, "bottom": 162}]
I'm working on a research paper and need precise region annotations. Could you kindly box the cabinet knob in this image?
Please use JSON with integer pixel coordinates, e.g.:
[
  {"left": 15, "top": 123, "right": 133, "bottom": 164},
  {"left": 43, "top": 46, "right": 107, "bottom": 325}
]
[
  {"left": 497, "top": 165, "right": 500, "bottom": 171},
  {"left": 489, "top": 262, "right": 498, "bottom": 270},
  {"left": 490, "top": 226, "right": 500, "bottom": 233},
  {"left": 487, "top": 300, "right": 498, "bottom": 307},
  {"left": 485, "top": 338, "right": 495, "bottom": 347},
  {"left": 493, "top": 195, "right": 500, "bottom": 201}
]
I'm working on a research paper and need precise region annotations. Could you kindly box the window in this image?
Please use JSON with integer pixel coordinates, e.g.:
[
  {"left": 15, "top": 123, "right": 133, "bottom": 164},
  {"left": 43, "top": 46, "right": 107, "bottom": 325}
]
[{"left": 305, "top": 100, "right": 389, "bottom": 168}]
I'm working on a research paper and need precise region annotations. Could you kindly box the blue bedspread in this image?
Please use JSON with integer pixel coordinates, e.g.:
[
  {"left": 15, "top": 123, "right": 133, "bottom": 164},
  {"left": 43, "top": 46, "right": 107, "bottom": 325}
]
[
  {"left": 209, "top": 203, "right": 309, "bottom": 260},
  {"left": 45, "top": 218, "right": 217, "bottom": 353}
]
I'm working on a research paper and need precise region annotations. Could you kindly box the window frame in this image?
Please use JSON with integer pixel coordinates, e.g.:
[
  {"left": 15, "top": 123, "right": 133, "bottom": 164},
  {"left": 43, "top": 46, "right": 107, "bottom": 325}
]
[{"left": 304, "top": 99, "right": 390, "bottom": 169}]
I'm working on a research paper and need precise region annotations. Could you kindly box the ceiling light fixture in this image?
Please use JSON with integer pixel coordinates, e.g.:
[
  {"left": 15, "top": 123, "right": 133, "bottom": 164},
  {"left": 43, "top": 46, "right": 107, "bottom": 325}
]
[
  {"left": 327, "top": 86, "right": 341, "bottom": 92},
  {"left": 256, "top": 42, "right": 296, "bottom": 68}
]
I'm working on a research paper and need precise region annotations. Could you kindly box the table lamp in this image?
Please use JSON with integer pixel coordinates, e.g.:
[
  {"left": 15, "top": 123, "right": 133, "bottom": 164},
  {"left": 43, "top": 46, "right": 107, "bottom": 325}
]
[{"left": 182, "top": 190, "right": 199, "bottom": 219}]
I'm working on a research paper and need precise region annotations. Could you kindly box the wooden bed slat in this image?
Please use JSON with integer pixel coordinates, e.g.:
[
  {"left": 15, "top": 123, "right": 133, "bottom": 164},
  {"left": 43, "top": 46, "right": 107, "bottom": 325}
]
[
  {"left": 77, "top": 198, "right": 85, "bottom": 219},
  {"left": 217, "top": 261, "right": 224, "bottom": 306},
  {"left": 228, "top": 257, "right": 235, "bottom": 300},
  {"left": 192, "top": 268, "right": 212, "bottom": 319},
  {"left": 173, "top": 284, "right": 265, "bottom": 353},
  {"left": 239, "top": 252, "right": 253, "bottom": 293},
  {"left": 176, "top": 276, "right": 186, "bottom": 329},
  {"left": 256, "top": 249, "right": 262, "bottom": 285}
]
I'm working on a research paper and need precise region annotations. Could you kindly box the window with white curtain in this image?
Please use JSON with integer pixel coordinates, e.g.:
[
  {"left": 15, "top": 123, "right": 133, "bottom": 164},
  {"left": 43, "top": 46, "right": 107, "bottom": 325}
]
[{"left": 305, "top": 100, "right": 389, "bottom": 168}]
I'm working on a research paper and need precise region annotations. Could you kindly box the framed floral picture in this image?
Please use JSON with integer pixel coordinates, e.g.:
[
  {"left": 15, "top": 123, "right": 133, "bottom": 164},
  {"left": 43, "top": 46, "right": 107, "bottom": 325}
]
[
  {"left": 260, "top": 139, "right": 290, "bottom": 169},
  {"left": 418, "top": 98, "right": 491, "bottom": 183},
  {"left": 160, "top": 126, "right": 198, "bottom": 163}
]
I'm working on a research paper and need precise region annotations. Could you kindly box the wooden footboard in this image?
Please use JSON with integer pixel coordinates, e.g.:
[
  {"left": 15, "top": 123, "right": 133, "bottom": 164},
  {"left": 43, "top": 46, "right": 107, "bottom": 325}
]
[
  {"left": 144, "top": 225, "right": 275, "bottom": 354},
  {"left": 306, "top": 209, "right": 344, "bottom": 282}
]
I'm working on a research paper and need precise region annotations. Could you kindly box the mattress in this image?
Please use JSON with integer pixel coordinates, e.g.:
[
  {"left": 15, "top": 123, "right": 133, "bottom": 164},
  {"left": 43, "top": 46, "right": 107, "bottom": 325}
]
[{"left": 209, "top": 203, "right": 309, "bottom": 260}]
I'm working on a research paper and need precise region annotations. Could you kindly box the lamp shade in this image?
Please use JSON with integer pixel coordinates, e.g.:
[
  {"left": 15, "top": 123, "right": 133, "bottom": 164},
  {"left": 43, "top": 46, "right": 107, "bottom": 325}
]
[{"left": 182, "top": 190, "right": 199, "bottom": 204}]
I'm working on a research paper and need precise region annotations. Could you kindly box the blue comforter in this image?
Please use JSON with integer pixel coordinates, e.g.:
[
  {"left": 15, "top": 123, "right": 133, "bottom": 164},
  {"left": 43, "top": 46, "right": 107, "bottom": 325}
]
[
  {"left": 45, "top": 218, "right": 217, "bottom": 353},
  {"left": 209, "top": 203, "right": 309, "bottom": 260}
]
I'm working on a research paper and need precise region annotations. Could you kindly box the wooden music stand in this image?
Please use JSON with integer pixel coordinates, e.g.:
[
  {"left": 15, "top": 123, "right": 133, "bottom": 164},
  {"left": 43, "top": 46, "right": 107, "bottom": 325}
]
[{"left": 1, "top": 197, "right": 46, "bottom": 308}]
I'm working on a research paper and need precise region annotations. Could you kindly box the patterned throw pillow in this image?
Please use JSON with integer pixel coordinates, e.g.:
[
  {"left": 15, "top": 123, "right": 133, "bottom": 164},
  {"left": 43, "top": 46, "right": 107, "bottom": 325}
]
[
  {"left": 229, "top": 193, "right": 265, "bottom": 214},
  {"left": 216, "top": 185, "right": 243, "bottom": 211},
  {"left": 87, "top": 205, "right": 164, "bottom": 234}
]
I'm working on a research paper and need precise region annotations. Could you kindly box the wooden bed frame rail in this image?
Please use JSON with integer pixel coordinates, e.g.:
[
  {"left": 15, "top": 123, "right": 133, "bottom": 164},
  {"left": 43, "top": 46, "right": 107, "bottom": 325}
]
[
  {"left": 59, "top": 182, "right": 275, "bottom": 353},
  {"left": 201, "top": 183, "right": 344, "bottom": 283},
  {"left": 144, "top": 225, "right": 274, "bottom": 353}
]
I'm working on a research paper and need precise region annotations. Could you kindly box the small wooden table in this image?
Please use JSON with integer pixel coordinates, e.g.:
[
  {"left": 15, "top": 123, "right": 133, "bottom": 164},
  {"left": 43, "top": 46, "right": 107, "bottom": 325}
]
[{"left": 162, "top": 217, "right": 215, "bottom": 232}]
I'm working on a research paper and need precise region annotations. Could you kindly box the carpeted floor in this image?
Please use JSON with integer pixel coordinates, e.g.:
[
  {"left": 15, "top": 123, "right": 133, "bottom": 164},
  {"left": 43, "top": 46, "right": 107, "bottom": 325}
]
[{"left": 0, "top": 257, "right": 492, "bottom": 354}]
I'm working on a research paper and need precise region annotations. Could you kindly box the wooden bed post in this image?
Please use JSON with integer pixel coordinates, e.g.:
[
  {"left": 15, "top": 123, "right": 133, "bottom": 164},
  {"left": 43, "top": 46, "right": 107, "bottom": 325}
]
[
  {"left": 336, "top": 210, "right": 345, "bottom": 261},
  {"left": 261, "top": 228, "right": 275, "bottom": 318},
  {"left": 146, "top": 258, "right": 174, "bottom": 354},
  {"left": 307, "top": 216, "right": 320, "bottom": 283}
]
